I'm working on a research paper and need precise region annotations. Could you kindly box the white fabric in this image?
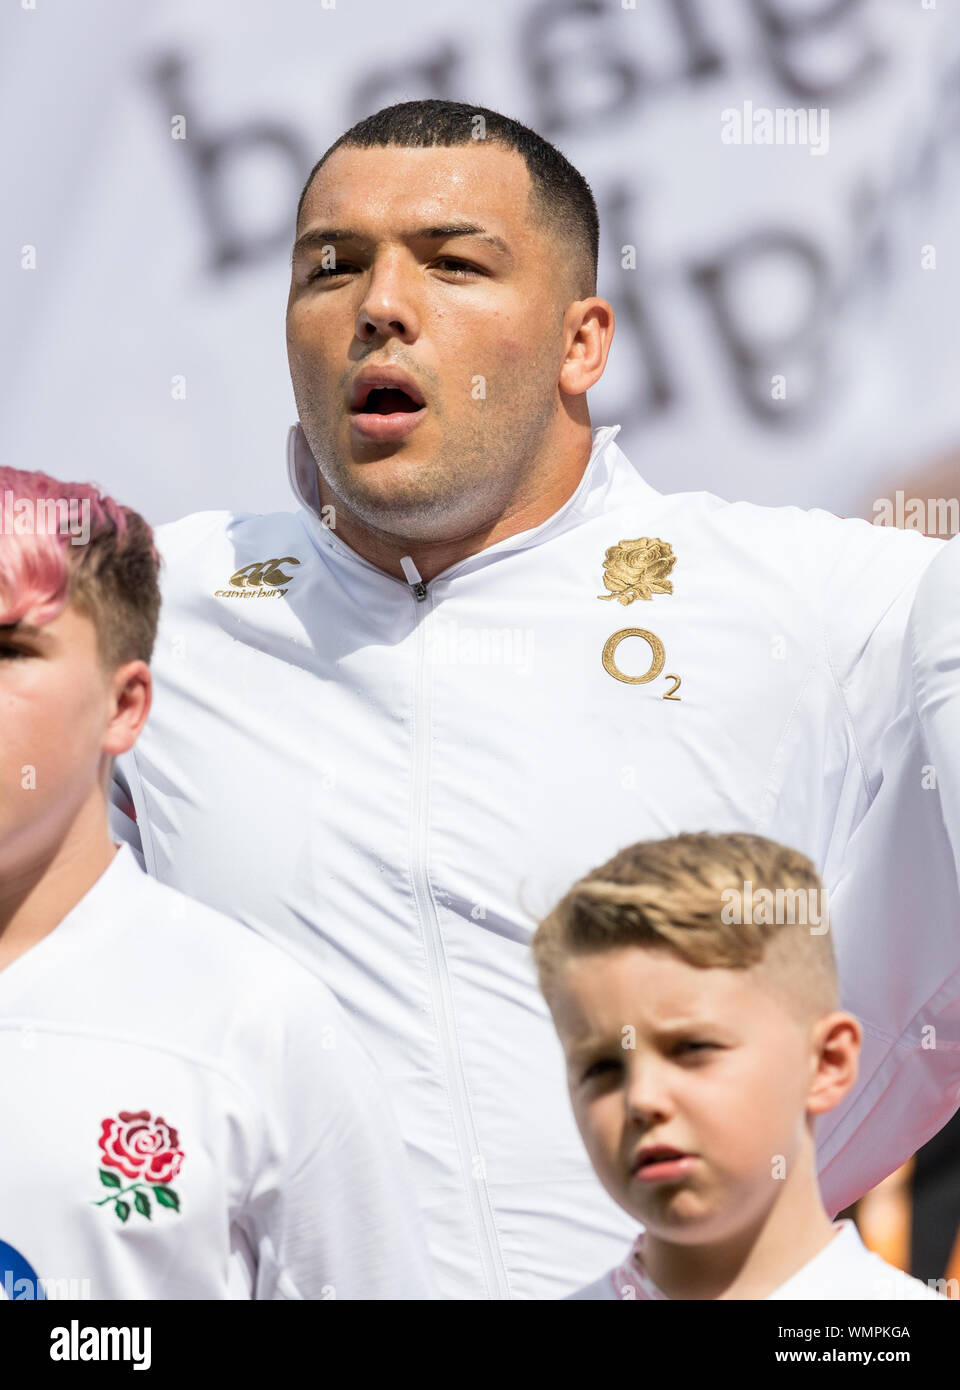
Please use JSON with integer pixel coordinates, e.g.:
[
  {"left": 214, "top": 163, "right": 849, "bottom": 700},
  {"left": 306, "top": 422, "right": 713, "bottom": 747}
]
[
  {"left": 109, "top": 421, "right": 955, "bottom": 1299},
  {"left": 910, "top": 534, "right": 960, "bottom": 886},
  {"left": 820, "top": 536, "right": 960, "bottom": 1207},
  {"left": 0, "top": 845, "right": 434, "bottom": 1300},
  {"left": 570, "top": 1220, "right": 948, "bottom": 1300}
]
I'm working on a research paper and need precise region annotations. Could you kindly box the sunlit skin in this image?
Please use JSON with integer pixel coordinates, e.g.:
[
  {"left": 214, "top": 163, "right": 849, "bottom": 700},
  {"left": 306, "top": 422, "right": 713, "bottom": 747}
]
[
  {"left": 550, "top": 945, "right": 862, "bottom": 1299},
  {"left": 0, "top": 604, "right": 151, "bottom": 970},
  {"left": 286, "top": 142, "right": 614, "bottom": 584}
]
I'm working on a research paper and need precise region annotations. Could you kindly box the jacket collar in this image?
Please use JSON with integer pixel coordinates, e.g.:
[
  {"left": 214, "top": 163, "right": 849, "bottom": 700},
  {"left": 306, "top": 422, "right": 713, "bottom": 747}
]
[{"left": 287, "top": 421, "right": 657, "bottom": 582}]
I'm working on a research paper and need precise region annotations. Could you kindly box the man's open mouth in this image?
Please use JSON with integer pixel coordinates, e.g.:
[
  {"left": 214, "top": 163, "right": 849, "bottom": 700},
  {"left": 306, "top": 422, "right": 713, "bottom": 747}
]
[{"left": 353, "top": 387, "right": 424, "bottom": 415}]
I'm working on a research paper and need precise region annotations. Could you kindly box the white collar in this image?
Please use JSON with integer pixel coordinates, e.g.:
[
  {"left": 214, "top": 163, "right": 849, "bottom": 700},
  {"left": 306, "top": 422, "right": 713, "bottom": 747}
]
[
  {"left": 614, "top": 1220, "right": 860, "bottom": 1300},
  {"left": 286, "top": 421, "right": 658, "bottom": 585}
]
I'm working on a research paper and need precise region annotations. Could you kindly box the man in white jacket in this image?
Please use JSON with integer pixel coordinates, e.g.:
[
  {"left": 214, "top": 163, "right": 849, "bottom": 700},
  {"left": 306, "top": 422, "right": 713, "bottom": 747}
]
[{"left": 110, "top": 99, "right": 958, "bottom": 1299}]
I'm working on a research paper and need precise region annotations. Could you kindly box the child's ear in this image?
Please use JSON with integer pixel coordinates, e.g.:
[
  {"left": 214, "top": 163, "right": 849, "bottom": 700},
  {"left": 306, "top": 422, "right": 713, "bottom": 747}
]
[
  {"left": 102, "top": 660, "right": 152, "bottom": 757},
  {"left": 806, "top": 1011, "right": 861, "bottom": 1117}
]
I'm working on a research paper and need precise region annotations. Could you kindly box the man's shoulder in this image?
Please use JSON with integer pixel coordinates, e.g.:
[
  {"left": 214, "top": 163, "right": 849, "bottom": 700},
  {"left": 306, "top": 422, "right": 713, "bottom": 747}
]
[
  {"left": 909, "top": 532, "right": 960, "bottom": 642},
  {"left": 154, "top": 507, "right": 308, "bottom": 567},
  {"left": 150, "top": 507, "right": 316, "bottom": 614},
  {"left": 644, "top": 481, "right": 935, "bottom": 554},
  {"left": 623, "top": 482, "right": 942, "bottom": 616}
]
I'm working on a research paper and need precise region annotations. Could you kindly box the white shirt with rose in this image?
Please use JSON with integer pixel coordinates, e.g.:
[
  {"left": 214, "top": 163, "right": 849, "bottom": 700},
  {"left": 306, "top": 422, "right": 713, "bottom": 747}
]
[{"left": 0, "top": 844, "right": 434, "bottom": 1299}]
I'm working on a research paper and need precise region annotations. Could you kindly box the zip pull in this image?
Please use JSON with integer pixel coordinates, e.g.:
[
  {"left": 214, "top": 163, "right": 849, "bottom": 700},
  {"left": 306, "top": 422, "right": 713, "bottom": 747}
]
[{"left": 400, "top": 555, "right": 428, "bottom": 602}]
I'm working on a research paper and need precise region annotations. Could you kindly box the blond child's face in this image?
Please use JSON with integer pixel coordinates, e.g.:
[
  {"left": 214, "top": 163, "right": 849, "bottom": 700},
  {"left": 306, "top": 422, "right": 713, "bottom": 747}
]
[{"left": 552, "top": 945, "right": 832, "bottom": 1243}]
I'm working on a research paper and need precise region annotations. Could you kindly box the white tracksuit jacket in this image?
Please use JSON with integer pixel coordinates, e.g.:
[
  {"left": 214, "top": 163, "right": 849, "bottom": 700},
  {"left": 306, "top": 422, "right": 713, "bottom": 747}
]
[
  {"left": 110, "top": 422, "right": 960, "bottom": 1299},
  {"left": 910, "top": 534, "right": 960, "bottom": 889}
]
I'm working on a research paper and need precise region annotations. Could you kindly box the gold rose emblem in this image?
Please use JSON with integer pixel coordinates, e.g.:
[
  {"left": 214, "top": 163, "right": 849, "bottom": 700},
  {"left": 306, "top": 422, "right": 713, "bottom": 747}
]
[{"left": 597, "top": 538, "right": 676, "bottom": 605}]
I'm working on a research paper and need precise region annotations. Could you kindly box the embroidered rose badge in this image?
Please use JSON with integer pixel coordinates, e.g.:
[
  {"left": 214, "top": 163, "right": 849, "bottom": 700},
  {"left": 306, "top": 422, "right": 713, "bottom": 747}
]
[{"left": 92, "top": 1110, "right": 184, "bottom": 1222}]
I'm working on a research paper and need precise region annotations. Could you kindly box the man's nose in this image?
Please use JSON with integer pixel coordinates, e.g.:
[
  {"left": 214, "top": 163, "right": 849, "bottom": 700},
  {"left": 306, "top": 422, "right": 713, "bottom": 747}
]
[{"left": 356, "top": 256, "right": 419, "bottom": 343}]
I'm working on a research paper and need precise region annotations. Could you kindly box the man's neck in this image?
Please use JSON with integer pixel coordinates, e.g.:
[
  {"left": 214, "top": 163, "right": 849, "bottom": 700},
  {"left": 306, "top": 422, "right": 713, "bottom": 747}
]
[
  {"left": 315, "top": 425, "right": 597, "bottom": 585},
  {"left": 0, "top": 802, "right": 118, "bottom": 973},
  {"left": 642, "top": 1153, "right": 837, "bottom": 1300}
]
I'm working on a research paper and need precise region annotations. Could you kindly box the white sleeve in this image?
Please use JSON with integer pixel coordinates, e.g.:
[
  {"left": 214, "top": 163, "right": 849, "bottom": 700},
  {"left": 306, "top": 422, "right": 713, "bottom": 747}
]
[
  {"left": 108, "top": 753, "right": 146, "bottom": 870},
  {"left": 912, "top": 533, "right": 960, "bottom": 880},
  {"left": 240, "top": 979, "right": 437, "bottom": 1302},
  {"left": 815, "top": 535, "right": 960, "bottom": 1215},
  {"left": 816, "top": 514, "right": 942, "bottom": 801}
]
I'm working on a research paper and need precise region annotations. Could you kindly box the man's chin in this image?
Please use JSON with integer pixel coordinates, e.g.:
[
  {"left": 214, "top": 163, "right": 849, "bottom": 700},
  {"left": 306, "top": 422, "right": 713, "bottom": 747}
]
[
  {"left": 324, "top": 470, "right": 484, "bottom": 542},
  {"left": 346, "top": 496, "right": 482, "bottom": 544}
]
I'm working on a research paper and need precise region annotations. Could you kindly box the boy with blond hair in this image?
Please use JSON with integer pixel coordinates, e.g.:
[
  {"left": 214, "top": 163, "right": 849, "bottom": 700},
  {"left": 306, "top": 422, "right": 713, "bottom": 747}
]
[
  {"left": 0, "top": 467, "right": 432, "bottom": 1300},
  {"left": 533, "top": 832, "right": 947, "bottom": 1300}
]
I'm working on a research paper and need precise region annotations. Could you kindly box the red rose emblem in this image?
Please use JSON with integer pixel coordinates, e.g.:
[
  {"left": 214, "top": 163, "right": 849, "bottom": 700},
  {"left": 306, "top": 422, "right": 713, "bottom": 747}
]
[{"left": 98, "top": 1110, "right": 184, "bottom": 1184}]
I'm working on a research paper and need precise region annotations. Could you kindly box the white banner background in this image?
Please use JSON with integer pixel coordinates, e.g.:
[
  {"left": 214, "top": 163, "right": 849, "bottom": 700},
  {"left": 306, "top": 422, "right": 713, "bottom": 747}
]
[{"left": 3, "top": 0, "right": 960, "bottom": 526}]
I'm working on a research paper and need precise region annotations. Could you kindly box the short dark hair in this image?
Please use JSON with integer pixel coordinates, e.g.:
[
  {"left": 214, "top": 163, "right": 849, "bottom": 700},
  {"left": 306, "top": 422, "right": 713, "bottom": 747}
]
[{"left": 296, "top": 99, "right": 599, "bottom": 298}]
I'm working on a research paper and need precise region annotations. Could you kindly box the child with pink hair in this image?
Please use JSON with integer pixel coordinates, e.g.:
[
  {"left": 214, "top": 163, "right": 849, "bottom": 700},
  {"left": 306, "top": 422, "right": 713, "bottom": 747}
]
[{"left": 0, "top": 468, "right": 433, "bottom": 1301}]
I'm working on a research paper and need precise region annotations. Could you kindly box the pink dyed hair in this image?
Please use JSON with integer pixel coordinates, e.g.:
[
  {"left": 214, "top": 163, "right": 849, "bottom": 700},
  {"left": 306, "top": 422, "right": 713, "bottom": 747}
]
[{"left": 0, "top": 467, "right": 161, "bottom": 665}]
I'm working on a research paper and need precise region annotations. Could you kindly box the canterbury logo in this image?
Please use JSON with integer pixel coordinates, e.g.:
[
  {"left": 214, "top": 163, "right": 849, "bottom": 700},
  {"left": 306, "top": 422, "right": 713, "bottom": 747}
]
[
  {"left": 214, "top": 556, "right": 302, "bottom": 600},
  {"left": 229, "top": 557, "right": 301, "bottom": 589}
]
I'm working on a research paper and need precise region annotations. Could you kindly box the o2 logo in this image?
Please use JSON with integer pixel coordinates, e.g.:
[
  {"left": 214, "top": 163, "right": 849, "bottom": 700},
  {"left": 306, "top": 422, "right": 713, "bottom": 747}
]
[{"left": 0, "top": 1240, "right": 45, "bottom": 1300}]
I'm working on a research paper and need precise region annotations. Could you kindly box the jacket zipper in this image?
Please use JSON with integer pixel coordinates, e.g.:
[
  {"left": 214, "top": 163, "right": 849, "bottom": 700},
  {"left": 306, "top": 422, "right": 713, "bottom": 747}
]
[
  {"left": 405, "top": 560, "right": 511, "bottom": 1299},
  {"left": 400, "top": 555, "right": 428, "bottom": 602}
]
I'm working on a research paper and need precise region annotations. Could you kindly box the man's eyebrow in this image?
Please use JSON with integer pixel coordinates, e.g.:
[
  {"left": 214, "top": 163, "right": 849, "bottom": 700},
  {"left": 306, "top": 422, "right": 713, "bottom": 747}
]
[
  {"left": 0, "top": 622, "right": 45, "bottom": 637},
  {"left": 291, "top": 223, "right": 512, "bottom": 261}
]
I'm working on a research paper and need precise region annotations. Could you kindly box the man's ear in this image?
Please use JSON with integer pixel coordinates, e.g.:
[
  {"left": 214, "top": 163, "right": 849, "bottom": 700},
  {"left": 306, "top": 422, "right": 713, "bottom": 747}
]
[
  {"left": 558, "top": 298, "right": 615, "bottom": 398},
  {"left": 806, "top": 1010, "right": 862, "bottom": 1118},
  {"left": 102, "top": 660, "right": 152, "bottom": 758}
]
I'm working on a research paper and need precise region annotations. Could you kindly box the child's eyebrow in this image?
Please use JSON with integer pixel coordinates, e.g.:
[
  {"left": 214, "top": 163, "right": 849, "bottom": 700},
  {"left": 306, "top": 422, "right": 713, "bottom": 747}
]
[
  {"left": 653, "top": 1018, "right": 730, "bottom": 1036},
  {"left": 0, "top": 622, "right": 47, "bottom": 639},
  {"left": 566, "top": 1033, "right": 619, "bottom": 1059},
  {"left": 569, "top": 1020, "right": 736, "bottom": 1053},
  {"left": 565, "top": 1016, "right": 737, "bottom": 1058}
]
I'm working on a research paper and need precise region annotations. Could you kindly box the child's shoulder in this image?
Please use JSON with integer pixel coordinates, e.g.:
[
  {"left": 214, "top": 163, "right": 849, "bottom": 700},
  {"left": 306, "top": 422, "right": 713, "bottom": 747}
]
[
  {"left": 566, "top": 1222, "right": 952, "bottom": 1301},
  {"left": 566, "top": 1270, "right": 618, "bottom": 1300},
  {"left": 771, "top": 1221, "right": 949, "bottom": 1301}
]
